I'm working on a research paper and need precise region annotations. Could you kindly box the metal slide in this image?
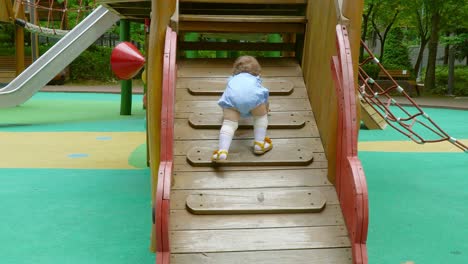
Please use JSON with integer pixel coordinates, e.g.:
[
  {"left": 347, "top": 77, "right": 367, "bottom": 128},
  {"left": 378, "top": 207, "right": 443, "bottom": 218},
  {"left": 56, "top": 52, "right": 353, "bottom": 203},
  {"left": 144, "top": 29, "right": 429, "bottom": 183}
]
[{"left": 0, "top": 6, "right": 120, "bottom": 108}]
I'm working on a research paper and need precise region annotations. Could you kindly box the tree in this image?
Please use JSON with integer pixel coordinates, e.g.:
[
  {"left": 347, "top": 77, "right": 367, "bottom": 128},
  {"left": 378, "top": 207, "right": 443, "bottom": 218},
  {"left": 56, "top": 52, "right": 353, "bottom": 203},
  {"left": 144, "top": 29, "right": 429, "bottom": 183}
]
[
  {"left": 424, "top": 0, "right": 467, "bottom": 91},
  {"left": 360, "top": 0, "right": 375, "bottom": 61},
  {"left": 407, "top": 0, "right": 431, "bottom": 77},
  {"left": 369, "top": 0, "right": 402, "bottom": 62}
]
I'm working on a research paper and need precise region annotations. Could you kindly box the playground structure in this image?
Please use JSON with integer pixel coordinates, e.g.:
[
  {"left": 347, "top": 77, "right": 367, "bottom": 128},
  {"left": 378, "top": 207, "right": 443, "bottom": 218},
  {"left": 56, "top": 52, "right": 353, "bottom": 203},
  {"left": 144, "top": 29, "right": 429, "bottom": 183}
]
[
  {"left": 1, "top": 0, "right": 466, "bottom": 264},
  {"left": 136, "top": 1, "right": 369, "bottom": 263}
]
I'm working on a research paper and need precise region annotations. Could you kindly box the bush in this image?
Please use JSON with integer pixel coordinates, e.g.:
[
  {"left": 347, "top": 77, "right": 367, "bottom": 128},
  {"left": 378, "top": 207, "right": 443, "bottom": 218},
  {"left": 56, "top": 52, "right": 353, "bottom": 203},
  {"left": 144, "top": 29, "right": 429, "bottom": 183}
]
[
  {"left": 428, "top": 66, "right": 468, "bottom": 96},
  {"left": 361, "top": 63, "right": 380, "bottom": 80},
  {"left": 69, "top": 45, "right": 116, "bottom": 82}
]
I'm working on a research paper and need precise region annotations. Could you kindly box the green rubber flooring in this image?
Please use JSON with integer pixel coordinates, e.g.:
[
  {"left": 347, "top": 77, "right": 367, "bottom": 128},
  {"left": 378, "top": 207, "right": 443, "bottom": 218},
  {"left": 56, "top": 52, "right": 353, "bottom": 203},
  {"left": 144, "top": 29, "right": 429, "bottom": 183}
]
[
  {"left": 0, "top": 92, "right": 154, "bottom": 264},
  {"left": 0, "top": 92, "right": 467, "bottom": 264},
  {"left": 359, "top": 106, "right": 468, "bottom": 264}
]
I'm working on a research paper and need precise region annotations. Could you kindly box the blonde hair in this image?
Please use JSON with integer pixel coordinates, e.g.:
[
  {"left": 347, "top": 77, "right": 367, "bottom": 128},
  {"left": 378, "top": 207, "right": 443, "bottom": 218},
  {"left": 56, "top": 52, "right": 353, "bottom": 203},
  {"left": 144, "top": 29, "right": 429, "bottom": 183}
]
[{"left": 232, "top": 56, "right": 261, "bottom": 76}]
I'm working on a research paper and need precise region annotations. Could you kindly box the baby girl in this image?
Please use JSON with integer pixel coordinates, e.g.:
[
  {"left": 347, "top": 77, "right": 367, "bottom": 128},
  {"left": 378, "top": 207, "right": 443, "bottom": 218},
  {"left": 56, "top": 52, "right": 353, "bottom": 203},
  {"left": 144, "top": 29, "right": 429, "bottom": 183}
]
[{"left": 212, "top": 56, "right": 273, "bottom": 162}]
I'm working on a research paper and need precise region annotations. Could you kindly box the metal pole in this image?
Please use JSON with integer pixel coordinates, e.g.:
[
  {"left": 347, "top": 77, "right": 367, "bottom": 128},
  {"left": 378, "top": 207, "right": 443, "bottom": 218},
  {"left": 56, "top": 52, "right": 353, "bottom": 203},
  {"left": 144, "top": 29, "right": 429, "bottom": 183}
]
[{"left": 120, "top": 19, "right": 132, "bottom": 115}]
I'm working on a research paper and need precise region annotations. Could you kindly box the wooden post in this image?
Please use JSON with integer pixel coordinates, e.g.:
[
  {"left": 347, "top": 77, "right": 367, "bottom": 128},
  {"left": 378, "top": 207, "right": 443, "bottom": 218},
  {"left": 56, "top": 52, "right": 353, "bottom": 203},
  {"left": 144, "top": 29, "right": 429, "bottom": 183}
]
[
  {"left": 15, "top": 26, "right": 25, "bottom": 76},
  {"left": 0, "top": 0, "right": 13, "bottom": 23},
  {"left": 147, "top": 0, "right": 176, "bottom": 252},
  {"left": 13, "top": 0, "right": 26, "bottom": 76}
]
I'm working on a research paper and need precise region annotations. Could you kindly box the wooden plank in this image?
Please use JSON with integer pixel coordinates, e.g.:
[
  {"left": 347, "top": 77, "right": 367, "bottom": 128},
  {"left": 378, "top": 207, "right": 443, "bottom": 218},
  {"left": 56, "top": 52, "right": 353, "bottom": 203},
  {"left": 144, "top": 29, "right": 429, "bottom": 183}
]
[
  {"left": 176, "top": 119, "right": 319, "bottom": 140},
  {"left": 186, "top": 78, "right": 295, "bottom": 95},
  {"left": 178, "top": 65, "right": 303, "bottom": 77},
  {"left": 186, "top": 188, "right": 326, "bottom": 214},
  {"left": 179, "top": 0, "right": 307, "bottom": 4},
  {"left": 174, "top": 158, "right": 328, "bottom": 171},
  {"left": 359, "top": 100, "right": 386, "bottom": 130},
  {"left": 178, "top": 58, "right": 300, "bottom": 67},
  {"left": 177, "top": 76, "right": 306, "bottom": 88},
  {"left": 175, "top": 138, "right": 324, "bottom": 155},
  {"left": 187, "top": 145, "right": 313, "bottom": 166},
  {"left": 176, "top": 86, "right": 308, "bottom": 100},
  {"left": 180, "top": 14, "right": 306, "bottom": 23},
  {"left": 170, "top": 204, "right": 344, "bottom": 230},
  {"left": 172, "top": 169, "right": 330, "bottom": 190},
  {"left": 179, "top": 21, "right": 305, "bottom": 33},
  {"left": 171, "top": 248, "right": 352, "bottom": 264},
  {"left": 171, "top": 187, "right": 338, "bottom": 210},
  {"left": 187, "top": 111, "right": 305, "bottom": 128},
  {"left": 175, "top": 99, "right": 311, "bottom": 113},
  {"left": 175, "top": 109, "right": 314, "bottom": 119},
  {"left": 170, "top": 226, "right": 350, "bottom": 253},
  {"left": 179, "top": 41, "right": 295, "bottom": 51}
]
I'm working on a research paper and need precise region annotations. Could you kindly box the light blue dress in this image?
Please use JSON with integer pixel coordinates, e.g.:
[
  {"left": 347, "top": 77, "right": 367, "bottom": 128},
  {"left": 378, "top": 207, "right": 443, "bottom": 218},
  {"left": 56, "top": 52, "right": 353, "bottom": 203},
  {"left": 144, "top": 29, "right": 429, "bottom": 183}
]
[{"left": 218, "top": 73, "right": 269, "bottom": 117}]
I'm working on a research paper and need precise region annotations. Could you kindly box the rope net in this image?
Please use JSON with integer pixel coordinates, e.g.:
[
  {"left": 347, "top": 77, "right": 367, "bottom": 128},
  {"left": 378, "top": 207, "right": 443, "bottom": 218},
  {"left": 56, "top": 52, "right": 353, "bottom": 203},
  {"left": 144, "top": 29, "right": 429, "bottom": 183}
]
[
  {"left": 359, "top": 40, "right": 468, "bottom": 153},
  {"left": 14, "top": 0, "right": 96, "bottom": 37}
]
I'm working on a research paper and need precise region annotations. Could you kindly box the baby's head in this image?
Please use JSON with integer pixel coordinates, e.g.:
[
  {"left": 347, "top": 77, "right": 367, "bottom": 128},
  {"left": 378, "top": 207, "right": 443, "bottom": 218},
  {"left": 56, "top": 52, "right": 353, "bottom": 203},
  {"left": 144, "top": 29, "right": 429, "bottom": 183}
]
[{"left": 232, "top": 56, "right": 261, "bottom": 76}]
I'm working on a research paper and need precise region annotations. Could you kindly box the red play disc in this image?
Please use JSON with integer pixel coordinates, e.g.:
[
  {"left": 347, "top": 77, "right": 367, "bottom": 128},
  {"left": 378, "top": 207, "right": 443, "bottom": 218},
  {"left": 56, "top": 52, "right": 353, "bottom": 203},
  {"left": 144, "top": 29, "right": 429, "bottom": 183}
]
[{"left": 111, "top": 42, "right": 145, "bottom": 80}]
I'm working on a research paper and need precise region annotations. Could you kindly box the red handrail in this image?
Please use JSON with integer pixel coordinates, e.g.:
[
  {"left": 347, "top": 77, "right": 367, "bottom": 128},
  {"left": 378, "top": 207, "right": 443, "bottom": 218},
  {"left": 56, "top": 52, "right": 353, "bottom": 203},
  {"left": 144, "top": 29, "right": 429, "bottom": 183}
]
[
  {"left": 331, "top": 25, "right": 369, "bottom": 264},
  {"left": 154, "top": 26, "right": 177, "bottom": 264}
]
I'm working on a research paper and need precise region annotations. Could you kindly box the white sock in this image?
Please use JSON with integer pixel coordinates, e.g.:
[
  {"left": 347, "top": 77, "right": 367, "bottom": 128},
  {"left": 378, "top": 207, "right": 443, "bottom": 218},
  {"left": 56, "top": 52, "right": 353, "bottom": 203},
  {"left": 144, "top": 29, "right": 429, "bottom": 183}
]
[
  {"left": 217, "top": 119, "right": 238, "bottom": 159},
  {"left": 253, "top": 114, "right": 268, "bottom": 146}
]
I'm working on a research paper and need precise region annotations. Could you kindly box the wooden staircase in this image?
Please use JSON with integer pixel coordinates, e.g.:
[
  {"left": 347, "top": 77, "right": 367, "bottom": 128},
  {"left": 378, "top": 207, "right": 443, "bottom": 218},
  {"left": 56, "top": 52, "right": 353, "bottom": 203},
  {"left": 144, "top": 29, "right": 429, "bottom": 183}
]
[
  {"left": 177, "top": 0, "right": 308, "bottom": 58},
  {"left": 170, "top": 58, "right": 353, "bottom": 263}
]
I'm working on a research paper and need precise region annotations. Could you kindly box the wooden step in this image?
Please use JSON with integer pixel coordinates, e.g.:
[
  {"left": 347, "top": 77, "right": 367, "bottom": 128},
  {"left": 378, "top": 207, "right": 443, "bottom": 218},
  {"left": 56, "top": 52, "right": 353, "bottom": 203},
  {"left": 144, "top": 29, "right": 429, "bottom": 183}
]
[
  {"left": 187, "top": 78, "right": 294, "bottom": 95},
  {"left": 171, "top": 248, "right": 352, "bottom": 264},
  {"left": 186, "top": 139, "right": 314, "bottom": 166},
  {"left": 177, "top": 86, "right": 308, "bottom": 101},
  {"left": 176, "top": 138, "right": 324, "bottom": 155},
  {"left": 176, "top": 99, "right": 311, "bottom": 113},
  {"left": 172, "top": 187, "right": 339, "bottom": 210},
  {"left": 171, "top": 204, "right": 343, "bottom": 230},
  {"left": 186, "top": 188, "right": 326, "bottom": 214},
  {"left": 188, "top": 112, "right": 305, "bottom": 128}
]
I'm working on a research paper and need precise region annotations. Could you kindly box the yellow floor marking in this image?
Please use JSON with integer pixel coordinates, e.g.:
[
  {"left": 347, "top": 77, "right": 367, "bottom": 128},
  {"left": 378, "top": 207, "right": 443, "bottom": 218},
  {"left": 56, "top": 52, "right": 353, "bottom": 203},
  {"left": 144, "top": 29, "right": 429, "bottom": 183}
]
[
  {"left": 0, "top": 132, "right": 145, "bottom": 169},
  {"left": 359, "top": 139, "right": 468, "bottom": 153}
]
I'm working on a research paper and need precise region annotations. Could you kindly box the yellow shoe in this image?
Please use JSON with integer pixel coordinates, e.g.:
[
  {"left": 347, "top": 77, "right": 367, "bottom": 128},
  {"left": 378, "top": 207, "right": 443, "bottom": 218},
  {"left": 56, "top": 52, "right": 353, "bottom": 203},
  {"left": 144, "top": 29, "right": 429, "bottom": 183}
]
[
  {"left": 253, "top": 137, "right": 273, "bottom": 155},
  {"left": 211, "top": 150, "right": 228, "bottom": 162}
]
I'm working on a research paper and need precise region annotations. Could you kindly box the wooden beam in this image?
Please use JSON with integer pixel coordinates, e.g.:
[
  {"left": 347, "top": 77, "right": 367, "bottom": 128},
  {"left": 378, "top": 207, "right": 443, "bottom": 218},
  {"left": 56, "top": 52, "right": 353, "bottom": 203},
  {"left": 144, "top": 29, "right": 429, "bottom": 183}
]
[
  {"left": 180, "top": 14, "right": 306, "bottom": 23},
  {"left": 179, "top": 41, "right": 295, "bottom": 51},
  {"left": 180, "top": 0, "right": 307, "bottom": 4},
  {"left": 179, "top": 22, "right": 305, "bottom": 33}
]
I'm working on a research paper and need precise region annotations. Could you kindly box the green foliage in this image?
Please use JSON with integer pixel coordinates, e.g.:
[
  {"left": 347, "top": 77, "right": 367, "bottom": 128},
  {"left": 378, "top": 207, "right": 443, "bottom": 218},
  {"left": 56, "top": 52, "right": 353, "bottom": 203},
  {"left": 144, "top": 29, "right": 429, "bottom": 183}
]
[
  {"left": 361, "top": 63, "right": 381, "bottom": 80},
  {"left": 0, "top": 24, "right": 15, "bottom": 45},
  {"left": 382, "top": 27, "right": 413, "bottom": 72},
  {"left": 441, "top": 33, "right": 468, "bottom": 61},
  {"left": 69, "top": 45, "right": 116, "bottom": 82},
  {"left": 422, "top": 66, "right": 468, "bottom": 96}
]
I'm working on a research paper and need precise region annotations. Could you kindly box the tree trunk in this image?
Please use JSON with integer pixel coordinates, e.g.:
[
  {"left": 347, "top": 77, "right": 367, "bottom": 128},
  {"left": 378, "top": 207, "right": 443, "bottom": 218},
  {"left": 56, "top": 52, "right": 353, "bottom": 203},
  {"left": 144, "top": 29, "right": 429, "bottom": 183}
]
[
  {"left": 424, "top": 11, "right": 441, "bottom": 91},
  {"left": 447, "top": 46, "right": 455, "bottom": 95},
  {"left": 414, "top": 37, "right": 429, "bottom": 79},
  {"left": 360, "top": 16, "right": 369, "bottom": 61},
  {"left": 443, "top": 32, "right": 450, "bottom": 65},
  {"left": 359, "top": 4, "right": 374, "bottom": 61}
]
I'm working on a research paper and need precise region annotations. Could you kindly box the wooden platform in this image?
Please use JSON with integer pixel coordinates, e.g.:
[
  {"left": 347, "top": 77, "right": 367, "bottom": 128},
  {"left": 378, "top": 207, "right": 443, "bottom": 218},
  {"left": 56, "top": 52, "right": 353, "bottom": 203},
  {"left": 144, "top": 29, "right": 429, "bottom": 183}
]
[{"left": 170, "top": 58, "right": 351, "bottom": 263}]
